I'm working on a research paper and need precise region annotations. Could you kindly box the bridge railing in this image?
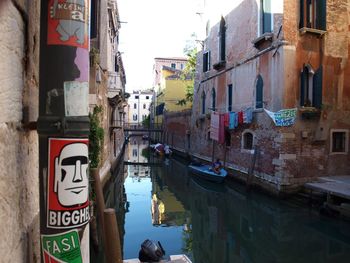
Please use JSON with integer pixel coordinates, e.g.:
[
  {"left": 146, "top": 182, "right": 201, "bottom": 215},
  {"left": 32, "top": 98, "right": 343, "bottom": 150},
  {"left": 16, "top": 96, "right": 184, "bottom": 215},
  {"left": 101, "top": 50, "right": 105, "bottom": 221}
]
[{"left": 123, "top": 122, "right": 163, "bottom": 130}]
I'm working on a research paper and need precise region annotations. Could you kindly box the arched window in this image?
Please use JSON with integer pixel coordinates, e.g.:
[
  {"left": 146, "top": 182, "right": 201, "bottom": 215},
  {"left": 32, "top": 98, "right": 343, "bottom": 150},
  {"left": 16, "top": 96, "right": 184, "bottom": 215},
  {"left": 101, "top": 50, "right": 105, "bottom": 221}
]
[
  {"left": 211, "top": 88, "right": 216, "bottom": 111},
  {"left": 201, "top": 91, "right": 206, "bottom": 114},
  {"left": 243, "top": 131, "right": 254, "bottom": 150},
  {"left": 256, "top": 75, "right": 263, "bottom": 109},
  {"left": 219, "top": 17, "right": 226, "bottom": 61}
]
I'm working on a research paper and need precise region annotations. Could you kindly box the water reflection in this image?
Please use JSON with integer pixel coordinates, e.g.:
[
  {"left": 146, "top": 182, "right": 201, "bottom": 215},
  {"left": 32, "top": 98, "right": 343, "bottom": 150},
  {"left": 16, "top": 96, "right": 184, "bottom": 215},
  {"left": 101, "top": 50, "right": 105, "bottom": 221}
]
[{"left": 106, "top": 142, "right": 350, "bottom": 263}]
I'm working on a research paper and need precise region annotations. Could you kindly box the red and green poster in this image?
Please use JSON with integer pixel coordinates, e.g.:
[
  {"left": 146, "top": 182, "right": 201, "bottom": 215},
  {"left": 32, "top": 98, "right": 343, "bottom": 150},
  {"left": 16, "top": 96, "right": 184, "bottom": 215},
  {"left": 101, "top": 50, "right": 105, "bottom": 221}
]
[
  {"left": 42, "top": 230, "right": 82, "bottom": 263},
  {"left": 47, "top": 0, "right": 89, "bottom": 49},
  {"left": 47, "top": 138, "right": 90, "bottom": 229}
]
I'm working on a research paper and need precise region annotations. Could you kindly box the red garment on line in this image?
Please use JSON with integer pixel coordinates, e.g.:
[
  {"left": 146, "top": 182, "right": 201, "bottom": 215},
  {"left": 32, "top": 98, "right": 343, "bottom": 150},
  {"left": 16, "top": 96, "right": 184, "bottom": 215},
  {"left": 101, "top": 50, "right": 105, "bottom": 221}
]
[{"left": 238, "top": 111, "right": 243, "bottom": 124}]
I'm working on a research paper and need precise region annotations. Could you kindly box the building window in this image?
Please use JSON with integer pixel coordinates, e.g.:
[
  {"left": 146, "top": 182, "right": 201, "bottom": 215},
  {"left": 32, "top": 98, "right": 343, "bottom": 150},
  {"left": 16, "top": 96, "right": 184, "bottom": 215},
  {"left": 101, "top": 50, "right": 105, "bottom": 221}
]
[
  {"left": 203, "top": 51, "right": 211, "bottom": 72},
  {"left": 171, "top": 63, "right": 176, "bottom": 69},
  {"left": 133, "top": 114, "right": 138, "bottom": 121},
  {"left": 243, "top": 131, "right": 254, "bottom": 150},
  {"left": 299, "top": 0, "right": 326, "bottom": 30},
  {"left": 143, "top": 104, "right": 146, "bottom": 109},
  {"left": 180, "top": 64, "right": 184, "bottom": 70},
  {"left": 132, "top": 149, "right": 138, "bottom": 157},
  {"left": 260, "top": 0, "right": 272, "bottom": 34},
  {"left": 115, "top": 57, "right": 119, "bottom": 72},
  {"left": 201, "top": 91, "right": 206, "bottom": 114},
  {"left": 256, "top": 75, "right": 263, "bottom": 109},
  {"left": 134, "top": 103, "right": 137, "bottom": 109},
  {"left": 228, "top": 84, "right": 233, "bottom": 112},
  {"left": 90, "top": 0, "right": 98, "bottom": 38},
  {"left": 219, "top": 17, "right": 226, "bottom": 62},
  {"left": 146, "top": 96, "right": 149, "bottom": 99},
  {"left": 211, "top": 88, "right": 216, "bottom": 111},
  {"left": 300, "top": 65, "right": 322, "bottom": 108},
  {"left": 330, "top": 130, "right": 349, "bottom": 154},
  {"left": 135, "top": 95, "right": 139, "bottom": 99}
]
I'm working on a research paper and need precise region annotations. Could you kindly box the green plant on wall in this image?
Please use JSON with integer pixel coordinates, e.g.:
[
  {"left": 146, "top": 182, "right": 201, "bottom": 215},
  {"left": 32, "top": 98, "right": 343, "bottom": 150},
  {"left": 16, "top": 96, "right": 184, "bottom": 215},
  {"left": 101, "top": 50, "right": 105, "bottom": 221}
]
[{"left": 89, "top": 106, "right": 104, "bottom": 168}]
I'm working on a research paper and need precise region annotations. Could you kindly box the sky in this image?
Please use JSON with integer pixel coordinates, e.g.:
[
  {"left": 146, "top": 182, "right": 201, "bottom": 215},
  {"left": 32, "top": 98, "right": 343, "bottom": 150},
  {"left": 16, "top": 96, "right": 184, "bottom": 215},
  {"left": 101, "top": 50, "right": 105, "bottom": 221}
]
[{"left": 118, "top": 0, "right": 201, "bottom": 92}]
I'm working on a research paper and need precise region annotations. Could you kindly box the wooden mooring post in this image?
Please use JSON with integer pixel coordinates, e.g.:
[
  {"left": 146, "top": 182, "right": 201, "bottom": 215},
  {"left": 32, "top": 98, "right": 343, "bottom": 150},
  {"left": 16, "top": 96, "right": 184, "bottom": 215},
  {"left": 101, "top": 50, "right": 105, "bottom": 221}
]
[{"left": 246, "top": 146, "right": 258, "bottom": 191}]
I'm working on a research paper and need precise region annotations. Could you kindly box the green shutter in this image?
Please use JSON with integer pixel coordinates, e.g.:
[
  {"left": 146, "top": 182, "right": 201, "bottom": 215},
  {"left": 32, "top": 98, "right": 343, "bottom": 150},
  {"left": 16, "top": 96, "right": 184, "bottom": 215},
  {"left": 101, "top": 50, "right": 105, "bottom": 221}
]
[
  {"left": 300, "top": 69, "right": 306, "bottom": 106},
  {"left": 316, "top": 0, "right": 326, "bottom": 30},
  {"left": 256, "top": 75, "right": 263, "bottom": 109},
  {"left": 313, "top": 66, "right": 323, "bottom": 108},
  {"left": 228, "top": 84, "right": 232, "bottom": 112},
  {"left": 299, "top": 0, "right": 304, "bottom": 28}
]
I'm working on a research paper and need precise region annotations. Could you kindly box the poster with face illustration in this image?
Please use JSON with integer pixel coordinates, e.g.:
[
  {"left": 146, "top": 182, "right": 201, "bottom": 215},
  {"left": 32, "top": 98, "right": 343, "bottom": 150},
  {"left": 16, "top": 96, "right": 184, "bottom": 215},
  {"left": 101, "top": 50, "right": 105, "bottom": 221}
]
[
  {"left": 47, "top": 0, "right": 89, "bottom": 49},
  {"left": 47, "top": 138, "right": 90, "bottom": 229}
]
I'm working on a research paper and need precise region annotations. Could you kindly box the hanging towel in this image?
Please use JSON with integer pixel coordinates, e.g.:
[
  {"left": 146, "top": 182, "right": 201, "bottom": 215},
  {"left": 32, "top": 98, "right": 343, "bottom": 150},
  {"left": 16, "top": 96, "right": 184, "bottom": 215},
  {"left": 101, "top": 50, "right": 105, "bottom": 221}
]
[
  {"left": 224, "top": 112, "right": 230, "bottom": 127},
  {"left": 243, "top": 107, "right": 253, "bottom": 123},
  {"left": 238, "top": 111, "right": 244, "bottom": 124},
  {"left": 219, "top": 114, "right": 225, "bottom": 144},
  {"left": 234, "top": 113, "right": 238, "bottom": 128},
  {"left": 229, "top": 112, "right": 235, "bottom": 129}
]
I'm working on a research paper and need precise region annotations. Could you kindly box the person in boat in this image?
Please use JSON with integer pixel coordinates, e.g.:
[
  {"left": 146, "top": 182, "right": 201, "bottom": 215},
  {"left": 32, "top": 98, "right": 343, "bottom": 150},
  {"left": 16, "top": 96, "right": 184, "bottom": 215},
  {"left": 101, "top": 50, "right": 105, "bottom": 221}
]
[
  {"left": 164, "top": 144, "right": 172, "bottom": 156},
  {"left": 211, "top": 158, "right": 222, "bottom": 174}
]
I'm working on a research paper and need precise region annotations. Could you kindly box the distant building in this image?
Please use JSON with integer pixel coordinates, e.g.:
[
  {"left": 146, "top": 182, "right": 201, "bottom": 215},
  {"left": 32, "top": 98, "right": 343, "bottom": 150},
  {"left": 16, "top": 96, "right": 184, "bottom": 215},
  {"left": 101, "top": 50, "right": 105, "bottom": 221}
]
[
  {"left": 127, "top": 90, "right": 153, "bottom": 125},
  {"left": 151, "top": 57, "right": 192, "bottom": 126}
]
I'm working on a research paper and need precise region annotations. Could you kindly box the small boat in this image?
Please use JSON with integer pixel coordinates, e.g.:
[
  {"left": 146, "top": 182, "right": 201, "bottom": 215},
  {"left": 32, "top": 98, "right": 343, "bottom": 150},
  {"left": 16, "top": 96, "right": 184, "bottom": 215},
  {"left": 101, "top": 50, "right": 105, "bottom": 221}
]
[{"left": 188, "top": 163, "right": 227, "bottom": 183}]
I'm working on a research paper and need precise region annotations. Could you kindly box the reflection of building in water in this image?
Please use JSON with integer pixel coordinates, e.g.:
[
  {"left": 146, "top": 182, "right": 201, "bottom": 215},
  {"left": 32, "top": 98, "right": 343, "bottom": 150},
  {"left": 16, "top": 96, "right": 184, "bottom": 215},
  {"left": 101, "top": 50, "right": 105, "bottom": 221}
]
[
  {"left": 150, "top": 166, "right": 188, "bottom": 227},
  {"left": 126, "top": 136, "right": 150, "bottom": 178}
]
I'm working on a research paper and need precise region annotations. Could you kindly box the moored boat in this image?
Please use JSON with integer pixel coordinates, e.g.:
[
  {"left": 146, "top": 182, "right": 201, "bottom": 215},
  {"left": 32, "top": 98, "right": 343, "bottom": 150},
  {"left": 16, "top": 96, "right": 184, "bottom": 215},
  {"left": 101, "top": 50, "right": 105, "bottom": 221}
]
[{"left": 188, "top": 163, "right": 227, "bottom": 183}]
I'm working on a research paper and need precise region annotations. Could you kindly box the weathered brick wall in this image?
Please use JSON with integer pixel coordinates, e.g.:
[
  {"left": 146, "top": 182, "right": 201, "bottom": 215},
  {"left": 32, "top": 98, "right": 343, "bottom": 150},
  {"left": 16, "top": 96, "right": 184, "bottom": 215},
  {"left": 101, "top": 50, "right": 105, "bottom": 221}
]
[
  {"left": 163, "top": 110, "right": 191, "bottom": 152},
  {"left": 0, "top": 0, "right": 40, "bottom": 261},
  {"left": 191, "top": 0, "right": 350, "bottom": 194}
]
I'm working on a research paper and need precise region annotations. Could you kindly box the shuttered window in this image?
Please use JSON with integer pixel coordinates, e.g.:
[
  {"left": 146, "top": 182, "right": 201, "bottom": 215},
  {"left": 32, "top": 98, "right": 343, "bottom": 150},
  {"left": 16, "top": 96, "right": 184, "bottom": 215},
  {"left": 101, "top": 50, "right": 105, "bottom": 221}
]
[
  {"left": 203, "top": 51, "right": 210, "bottom": 72},
  {"left": 300, "top": 65, "right": 323, "bottom": 108},
  {"left": 256, "top": 75, "right": 263, "bottom": 109},
  {"left": 228, "top": 84, "right": 233, "bottom": 112},
  {"left": 211, "top": 88, "right": 216, "bottom": 111},
  {"left": 219, "top": 17, "right": 226, "bottom": 61},
  {"left": 201, "top": 92, "right": 206, "bottom": 114},
  {"left": 299, "top": 0, "right": 326, "bottom": 30}
]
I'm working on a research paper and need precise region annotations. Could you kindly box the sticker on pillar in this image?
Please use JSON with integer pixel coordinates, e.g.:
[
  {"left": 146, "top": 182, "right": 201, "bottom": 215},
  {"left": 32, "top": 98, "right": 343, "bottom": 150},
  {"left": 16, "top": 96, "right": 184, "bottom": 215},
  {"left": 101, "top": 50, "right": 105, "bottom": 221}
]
[
  {"left": 48, "top": 0, "right": 89, "bottom": 49},
  {"left": 42, "top": 230, "right": 83, "bottom": 263},
  {"left": 64, "top": 81, "right": 89, "bottom": 116},
  {"left": 47, "top": 138, "right": 90, "bottom": 229}
]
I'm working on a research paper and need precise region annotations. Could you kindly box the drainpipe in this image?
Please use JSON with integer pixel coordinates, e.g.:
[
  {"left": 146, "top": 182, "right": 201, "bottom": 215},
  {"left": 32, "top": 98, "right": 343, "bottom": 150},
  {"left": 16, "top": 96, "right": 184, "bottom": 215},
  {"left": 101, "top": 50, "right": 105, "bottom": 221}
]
[{"left": 37, "top": 1, "right": 90, "bottom": 262}]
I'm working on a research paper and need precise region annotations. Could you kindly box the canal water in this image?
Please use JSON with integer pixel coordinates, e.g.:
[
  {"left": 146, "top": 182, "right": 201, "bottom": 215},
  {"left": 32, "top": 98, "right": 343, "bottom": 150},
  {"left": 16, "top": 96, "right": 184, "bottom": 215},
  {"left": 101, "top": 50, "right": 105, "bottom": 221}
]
[{"left": 104, "top": 137, "right": 350, "bottom": 263}]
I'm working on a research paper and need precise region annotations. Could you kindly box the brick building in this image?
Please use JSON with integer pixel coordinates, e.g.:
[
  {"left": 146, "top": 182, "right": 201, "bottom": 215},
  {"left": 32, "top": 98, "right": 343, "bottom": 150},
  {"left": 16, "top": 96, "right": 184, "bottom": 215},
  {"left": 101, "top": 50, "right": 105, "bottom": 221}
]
[{"left": 187, "top": 0, "right": 350, "bottom": 194}]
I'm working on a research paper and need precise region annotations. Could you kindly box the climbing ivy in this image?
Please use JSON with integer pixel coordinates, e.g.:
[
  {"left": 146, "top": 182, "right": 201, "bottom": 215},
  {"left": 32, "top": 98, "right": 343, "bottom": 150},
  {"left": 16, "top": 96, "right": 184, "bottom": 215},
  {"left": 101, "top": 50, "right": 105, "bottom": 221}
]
[{"left": 89, "top": 106, "right": 104, "bottom": 168}]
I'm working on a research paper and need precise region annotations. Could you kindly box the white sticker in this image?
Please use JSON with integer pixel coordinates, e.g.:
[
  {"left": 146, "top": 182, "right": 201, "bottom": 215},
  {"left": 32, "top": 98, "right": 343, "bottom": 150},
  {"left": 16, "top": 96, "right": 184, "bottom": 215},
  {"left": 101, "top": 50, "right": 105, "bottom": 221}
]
[{"left": 64, "top": 81, "right": 89, "bottom": 116}]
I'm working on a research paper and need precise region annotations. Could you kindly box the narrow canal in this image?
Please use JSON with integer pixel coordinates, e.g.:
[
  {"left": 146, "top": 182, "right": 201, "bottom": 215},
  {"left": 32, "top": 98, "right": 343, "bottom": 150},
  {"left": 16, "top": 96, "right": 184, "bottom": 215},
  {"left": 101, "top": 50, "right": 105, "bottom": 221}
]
[{"left": 103, "top": 136, "right": 350, "bottom": 263}]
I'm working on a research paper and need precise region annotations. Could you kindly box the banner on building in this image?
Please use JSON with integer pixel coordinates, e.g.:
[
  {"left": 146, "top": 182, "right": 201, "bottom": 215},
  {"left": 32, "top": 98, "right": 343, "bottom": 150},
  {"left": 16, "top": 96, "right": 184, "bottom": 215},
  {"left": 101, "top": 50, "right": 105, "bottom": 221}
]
[
  {"left": 42, "top": 230, "right": 82, "bottom": 263},
  {"left": 264, "top": 108, "right": 297, "bottom": 127},
  {"left": 47, "top": 138, "right": 90, "bottom": 229},
  {"left": 47, "top": 0, "right": 89, "bottom": 49}
]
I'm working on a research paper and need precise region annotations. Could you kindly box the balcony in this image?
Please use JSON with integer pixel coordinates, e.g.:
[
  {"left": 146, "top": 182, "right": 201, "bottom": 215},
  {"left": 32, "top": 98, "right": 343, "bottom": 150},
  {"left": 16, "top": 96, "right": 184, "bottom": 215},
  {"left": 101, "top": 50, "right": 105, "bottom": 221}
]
[{"left": 107, "top": 71, "right": 123, "bottom": 98}]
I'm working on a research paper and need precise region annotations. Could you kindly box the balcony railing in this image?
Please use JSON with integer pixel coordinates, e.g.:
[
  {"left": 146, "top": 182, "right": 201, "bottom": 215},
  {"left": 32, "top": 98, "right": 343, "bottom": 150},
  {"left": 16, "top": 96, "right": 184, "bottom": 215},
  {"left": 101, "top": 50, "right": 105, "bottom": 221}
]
[{"left": 107, "top": 71, "right": 123, "bottom": 98}]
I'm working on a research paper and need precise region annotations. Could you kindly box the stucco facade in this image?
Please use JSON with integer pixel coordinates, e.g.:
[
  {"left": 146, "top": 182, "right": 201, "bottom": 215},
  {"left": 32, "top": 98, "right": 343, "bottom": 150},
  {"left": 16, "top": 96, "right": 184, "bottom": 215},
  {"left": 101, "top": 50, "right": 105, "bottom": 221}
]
[
  {"left": 187, "top": 0, "right": 350, "bottom": 194},
  {"left": 127, "top": 90, "right": 153, "bottom": 125}
]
